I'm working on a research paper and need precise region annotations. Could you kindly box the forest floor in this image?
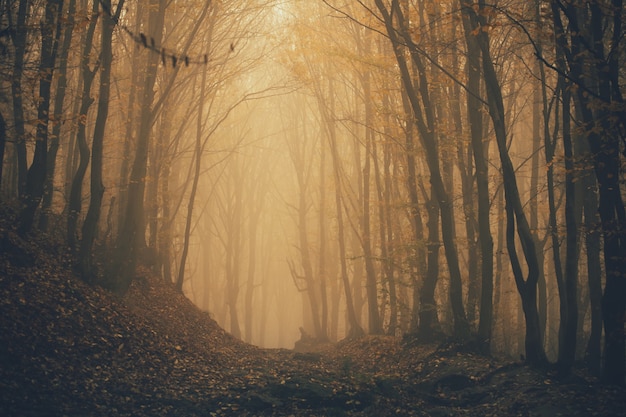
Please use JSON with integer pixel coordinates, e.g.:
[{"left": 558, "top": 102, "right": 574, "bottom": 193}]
[{"left": 1, "top": 210, "right": 625, "bottom": 416}]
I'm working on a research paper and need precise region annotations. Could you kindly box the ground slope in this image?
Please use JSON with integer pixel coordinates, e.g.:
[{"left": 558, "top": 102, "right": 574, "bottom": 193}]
[{"left": 1, "top": 212, "right": 624, "bottom": 416}]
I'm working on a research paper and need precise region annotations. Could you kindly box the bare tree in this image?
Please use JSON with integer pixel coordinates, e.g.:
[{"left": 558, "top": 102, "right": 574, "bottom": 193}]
[
  {"left": 18, "top": 0, "right": 64, "bottom": 234},
  {"left": 374, "top": 0, "right": 471, "bottom": 340},
  {"left": 459, "top": 0, "right": 547, "bottom": 365}
]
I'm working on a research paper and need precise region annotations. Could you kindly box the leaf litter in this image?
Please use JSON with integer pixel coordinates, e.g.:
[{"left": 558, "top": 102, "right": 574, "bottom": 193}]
[{"left": 1, "top": 210, "right": 624, "bottom": 416}]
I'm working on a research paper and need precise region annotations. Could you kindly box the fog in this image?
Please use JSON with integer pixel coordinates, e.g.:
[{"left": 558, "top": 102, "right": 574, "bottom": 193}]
[{"left": 2, "top": 0, "right": 624, "bottom": 381}]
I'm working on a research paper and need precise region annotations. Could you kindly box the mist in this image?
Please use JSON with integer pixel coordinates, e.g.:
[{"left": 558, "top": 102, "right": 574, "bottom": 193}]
[{"left": 1, "top": 0, "right": 624, "bottom": 386}]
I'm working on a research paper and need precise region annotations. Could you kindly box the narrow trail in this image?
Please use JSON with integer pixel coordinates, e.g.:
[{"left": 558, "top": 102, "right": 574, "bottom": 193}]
[{"left": 1, "top": 214, "right": 624, "bottom": 416}]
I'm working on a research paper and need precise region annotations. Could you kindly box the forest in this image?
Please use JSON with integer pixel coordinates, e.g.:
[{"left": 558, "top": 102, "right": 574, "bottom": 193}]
[{"left": 0, "top": 0, "right": 625, "bottom": 413}]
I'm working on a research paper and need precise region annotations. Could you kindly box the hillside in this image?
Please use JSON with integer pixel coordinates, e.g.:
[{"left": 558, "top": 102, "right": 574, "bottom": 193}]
[{"left": 1, "top": 210, "right": 624, "bottom": 416}]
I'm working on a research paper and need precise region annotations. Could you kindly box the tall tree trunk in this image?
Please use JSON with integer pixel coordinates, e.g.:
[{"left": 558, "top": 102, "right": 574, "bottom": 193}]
[
  {"left": 530, "top": 27, "right": 548, "bottom": 342},
  {"left": 401, "top": 90, "right": 429, "bottom": 337},
  {"left": 79, "top": 0, "right": 125, "bottom": 282},
  {"left": 158, "top": 104, "right": 173, "bottom": 284},
  {"left": 322, "top": 79, "right": 363, "bottom": 338},
  {"left": 285, "top": 99, "right": 324, "bottom": 340},
  {"left": 11, "top": 0, "right": 29, "bottom": 198},
  {"left": 244, "top": 201, "right": 262, "bottom": 344},
  {"left": 110, "top": 0, "right": 166, "bottom": 293},
  {"left": 40, "top": 0, "right": 76, "bottom": 230},
  {"left": 67, "top": 0, "right": 98, "bottom": 249},
  {"left": 18, "top": 0, "right": 64, "bottom": 234},
  {"left": 541, "top": 11, "right": 581, "bottom": 371},
  {"left": 153, "top": 0, "right": 211, "bottom": 284},
  {"left": 530, "top": 0, "right": 549, "bottom": 343},
  {"left": 176, "top": 70, "right": 206, "bottom": 293},
  {"left": 64, "top": 75, "right": 81, "bottom": 205},
  {"left": 318, "top": 131, "right": 329, "bottom": 339},
  {"left": 461, "top": 0, "right": 546, "bottom": 365},
  {"left": 557, "top": 67, "right": 580, "bottom": 374},
  {"left": 463, "top": 20, "right": 494, "bottom": 348},
  {"left": 226, "top": 164, "right": 243, "bottom": 340},
  {"left": 116, "top": 2, "right": 144, "bottom": 235},
  {"left": 361, "top": 66, "right": 382, "bottom": 335},
  {"left": 582, "top": 162, "right": 602, "bottom": 375},
  {"left": 575, "top": 111, "right": 602, "bottom": 374},
  {"left": 587, "top": 0, "right": 625, "bottom": 387},
  {"left": 376, "top": 0, "right": 470, "bottom": 340},
  {"left": 373, "top": 122, "right": 396, "bottom": 335},
  {"left": 0, "top": 111, "right": 6, "bottom": 196},
  {"left": 420, "top": 190, "right": 441, "bottom": 340},
  {"left": 551, "top": 0, "right": 625, "bottom": 385},
  {"left": 493, "top": 186, "right": 505, "bottom": 348}
]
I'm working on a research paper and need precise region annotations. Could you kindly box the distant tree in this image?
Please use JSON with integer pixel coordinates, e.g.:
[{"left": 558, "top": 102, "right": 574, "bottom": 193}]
[
  {"left": 173, "top": 0, "right": 213, "bottom": 293},
  {"left": 356, "top": 26, "right": 383, "bottom": 335},
  {"left": 315, "top": 74, "right": 365, "bottom": 338},
  {"left": 285, "top": 98, "right": 325, "bottom": 341},
  {"left": 108, "top": 0, "right": 166, "bottom": 293}
]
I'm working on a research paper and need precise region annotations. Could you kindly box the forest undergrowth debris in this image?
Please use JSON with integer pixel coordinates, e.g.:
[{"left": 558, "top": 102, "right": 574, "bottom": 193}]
[{"left": 1, "top": 210, "right": 624, "bottom": 416}]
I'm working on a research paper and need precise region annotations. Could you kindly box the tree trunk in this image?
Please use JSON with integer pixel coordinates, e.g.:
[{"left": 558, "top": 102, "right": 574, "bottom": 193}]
[
  {"left": 110, "top": 0, "right": 166, "bottom": 293},
  {"left": 400, "top": 90, "right": 429, "bottom": 337},
  {"left": 225, "top": 163, "right": 243, "bottom": 340},
  {"left": 420, "top": 191, "right": 441, "bottom": 340},
  {"left": 157, "top": 104, "right": 174, "bottom": 284},
  {"left": 18, "top": 0, "right": 64, "bottom": 234},
  {"left": 64, "top": 77, "right": 81, "bottom": 205},
  {"left": 461, "top": 0, "right": 546, "bottom": 365},
  {"left": 357, "top": 39, "right": 383, "bottom": 334},
  {"left": 551, "top": 0, "right": 625, "bottom": 385},
  {"left": 462, "top": 9, "right": 493, "bottom": 349},
  {"left": 176, "top": 70, "right": 207, "bottom": 293},
  {"left": 557, "top": 70, "right": 580, "bottom": 374},
  {"left": 376, "top": 0, "right": 470, "bottom": 340},
  {"left": 11, "top": 0, "right": 29, "bottom": 198},
  {"left": 0, "top": 111, "right": 6, "bottom": 196},
  {"left": 323, "top": 78, "right": 363, "bottom": 338},
  {"left": 583, "top": 170, "right": 602, "bottom": 375},
  {"left": 67, "top": 1, "right": 98, "bottom": 248},
  {"left": 244, "top": 202, "right": 261, "bottom": 344},
  {"left": 116, "top": 3, "right": 144, "bottom": 236},
  {"left": 80, "top": 0, "right": 125, "bottom": 282},
  {"left": 318, "top": 131, "right": 329, "bottom": 339},
  {"left": 373, "top": 121, "right": 397, "bottom": 335},
  {"left": 40, "top": 0, "right": 76, "bottom": 230}
]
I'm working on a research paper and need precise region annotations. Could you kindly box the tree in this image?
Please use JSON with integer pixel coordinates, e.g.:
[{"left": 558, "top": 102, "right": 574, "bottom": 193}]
[
  {"left": 324, "top": 77, "right": 365, "bottom": 339},
  {"left": 39, "top": 0, "right": 76, "bottom": 230},
  {"left": 10, "top": 0, "right": 29, "bottom": 198},
  {"left": 108, "top": 0, "right": 167, "bottom": 293},
  {"left": 18, "top": 0, "right": 64, "bottom": 234},
  {"left": 173, "top": 1, "right": 213, "bottom": 293},
  {"left": 67, "top": 0, "right": 99, "bottom": 249},
  {"left": 461, "top": 2, "right": 493, "bottom": 350},
  {"left": 78, "top": 0, "right": 125, "bottom": 282},
  {"left": 460, "top": 0, "right": 547, "bottom": 365},
  {"left": 0, "top": 111, "right": 6, "bottom": 195},
  {"left": 285, "top": 97, "right": 325, "bottom": 341},
  {"left": 374, "top": 0, "right": 471, "bottom": 340},
  {"left": 550, "top": 0, "right": 626, "bottom": 385}
]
